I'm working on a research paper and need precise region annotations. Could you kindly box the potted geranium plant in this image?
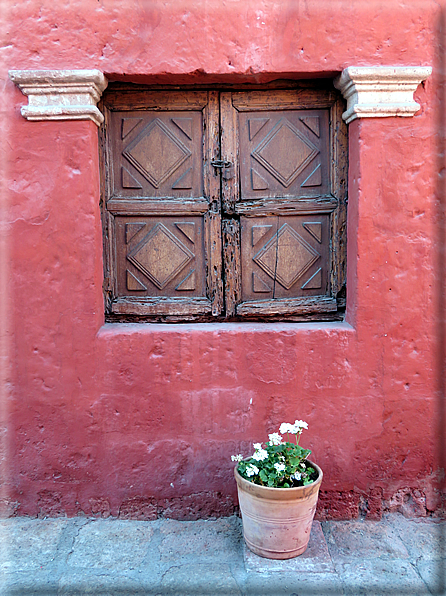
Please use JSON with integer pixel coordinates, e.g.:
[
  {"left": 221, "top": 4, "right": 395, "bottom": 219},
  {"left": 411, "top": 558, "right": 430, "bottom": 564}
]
[{"left": 232, "top": 420, "right": 323, "bottom": 560}]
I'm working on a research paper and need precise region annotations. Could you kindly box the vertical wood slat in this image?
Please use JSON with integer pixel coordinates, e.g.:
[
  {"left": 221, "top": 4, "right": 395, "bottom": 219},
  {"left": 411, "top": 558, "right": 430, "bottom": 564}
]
[
  {"left": 205, "top": 211, "right": 223, "bottom": 315},
  {"left": 99, "top": 103, "right": 116, "bottom": 312},
  {"left": 220, "top": 92, "right": 239, "bottom": 214},
  {"left": 330, "top": 96, "right": 348, "bottom": 299},
  {"left": 223, "top": 219, "right": 241, "bottom": 317},
  {"left": 204, "top": 91, "right": 223, "bottom": 315}
]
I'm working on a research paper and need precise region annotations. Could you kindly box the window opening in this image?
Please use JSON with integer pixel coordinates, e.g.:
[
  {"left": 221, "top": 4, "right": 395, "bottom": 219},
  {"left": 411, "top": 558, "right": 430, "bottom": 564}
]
[{"left": 100, "top": 82, "right": 347, "bottom": 322}]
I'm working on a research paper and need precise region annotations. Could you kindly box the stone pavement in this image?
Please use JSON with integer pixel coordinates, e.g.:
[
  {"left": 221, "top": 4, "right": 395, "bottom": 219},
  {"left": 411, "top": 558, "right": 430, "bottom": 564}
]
[{"left": 0, "top": 513, "right": 444, "bottom": 596}]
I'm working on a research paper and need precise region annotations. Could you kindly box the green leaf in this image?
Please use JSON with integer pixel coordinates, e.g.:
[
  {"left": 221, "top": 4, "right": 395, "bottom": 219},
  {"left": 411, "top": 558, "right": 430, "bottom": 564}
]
[
  {"left": 259, "top": 469, "right": 268, "bottom": 482},
  {"left": 288, "top": 455, "right": 302, "bottom": 466}
]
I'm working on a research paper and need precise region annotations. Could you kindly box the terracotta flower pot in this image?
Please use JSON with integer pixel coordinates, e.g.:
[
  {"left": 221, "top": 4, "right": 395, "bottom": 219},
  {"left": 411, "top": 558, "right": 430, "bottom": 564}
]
[{"left": 234, "top": 459, "right": 323, "bottom": 559}]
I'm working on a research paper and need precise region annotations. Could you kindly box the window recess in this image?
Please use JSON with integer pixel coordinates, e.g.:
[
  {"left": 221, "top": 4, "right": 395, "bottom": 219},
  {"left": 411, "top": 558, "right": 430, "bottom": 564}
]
[{"left": 100, "top": 83, "right": 347, "bottom": 322}]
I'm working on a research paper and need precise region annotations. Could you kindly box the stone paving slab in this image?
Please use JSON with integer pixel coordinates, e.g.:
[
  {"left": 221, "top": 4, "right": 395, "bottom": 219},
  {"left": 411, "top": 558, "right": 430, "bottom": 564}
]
[
  {"left": 321, "top": 517, "right": 410, "bottom": 562},
  {"left": 160, "top": 563, "right": 242, "bottom": 595},
  {"left": 0, "top": 518, "right": 68, "bottom": 572},
  {"left": 236, "top": 571, "right": 345, "bottom": 596},
  {"left": 0, "top": 513, "right": 444, "bottom": 596},
  {"left": 386, "top": 515, "right": 446, "bottom": 561},
  {"left": 57, "top": 572, "right": 162, "bottom": 596},
  {"left": 66, "top": 520, "right": 154, "bottom": 570},
  {"left": 333, "top": 559, "right": 432, "bottom": 595},
  {"left": 1, "top": 571, "right": 58, "bottom": 596},
  {"left": 416, "top": 558, "right": 447, "bottom": 596},
  {"left": 159, "top": 517, "right": 242, "bottom": 563},
  {"left": 244, "top": 521, "right": 335, "bottom": 574}
]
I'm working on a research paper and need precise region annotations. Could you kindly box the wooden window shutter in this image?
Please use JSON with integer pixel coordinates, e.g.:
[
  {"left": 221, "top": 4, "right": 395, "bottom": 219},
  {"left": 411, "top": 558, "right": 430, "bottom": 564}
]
[
  {"left": 100, "top": 84, "right": 347, "bottom": 322},
  {"left": 101, "top": 90, "right": 223, "bottom": 320},
  {"left": 220, "top": 89, "right": 347, "bottom": 319}
]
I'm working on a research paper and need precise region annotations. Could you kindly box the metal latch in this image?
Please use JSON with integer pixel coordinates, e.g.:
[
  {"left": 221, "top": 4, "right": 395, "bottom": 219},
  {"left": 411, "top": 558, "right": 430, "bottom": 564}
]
[{"left": 211, "top": 159, "right": 234, "bottom": 180}]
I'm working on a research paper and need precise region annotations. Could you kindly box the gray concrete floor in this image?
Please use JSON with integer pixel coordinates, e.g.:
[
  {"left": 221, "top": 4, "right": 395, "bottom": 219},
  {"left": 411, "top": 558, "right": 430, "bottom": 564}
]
[{"left": 0, "top": 513, "right": 445, "bottom": 595}]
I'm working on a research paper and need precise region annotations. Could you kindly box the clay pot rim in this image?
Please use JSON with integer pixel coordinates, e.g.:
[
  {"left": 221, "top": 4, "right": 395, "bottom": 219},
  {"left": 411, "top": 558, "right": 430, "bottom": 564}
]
[{"left": 234, "top": 458, "right": 323, "bottom": 496}]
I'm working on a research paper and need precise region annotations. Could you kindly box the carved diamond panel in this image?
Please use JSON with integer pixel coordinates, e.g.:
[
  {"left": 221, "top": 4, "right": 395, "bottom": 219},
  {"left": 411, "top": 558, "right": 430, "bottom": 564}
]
[
  {"left": 115, "top": 215, "right": 206, "bottom": 300},
  {"left": 240, "top": 216, "right": 329, "bottom": 302},
  {"left": 127, "top": 223, "right": 194, "bottom": 289},
  {"left": 252, "top": 119, "right": 319, "bottom": 187},
  {"left": 123, "top": 118, "right": 191, "bottom": 188},
  {"left": 237, "top": 108, "right": 330, "bottom": 200},
  {"left": 253, "top": 224, "right": 320, "bottom": 290},
  {"left": 127, "top": 270, "right": 147, "bottom": 291},
  {"left": 111, "top": 107, "right": 204, "bottom": 198}
]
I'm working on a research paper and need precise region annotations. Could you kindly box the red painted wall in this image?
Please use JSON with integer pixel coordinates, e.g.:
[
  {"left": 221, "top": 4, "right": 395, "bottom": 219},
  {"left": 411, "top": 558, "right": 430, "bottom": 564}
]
[{"left": 1, "top": 0, "right": 445, "bottom": 520}]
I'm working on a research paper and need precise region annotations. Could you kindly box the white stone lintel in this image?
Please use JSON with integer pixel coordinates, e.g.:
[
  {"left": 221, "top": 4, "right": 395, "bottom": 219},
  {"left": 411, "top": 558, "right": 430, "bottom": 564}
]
[
  {"left": 8, "top": 69, "right": 108, "bottom": 126},
  {"left": 334, "top": 66, "right": 432, "bottom": 124}
]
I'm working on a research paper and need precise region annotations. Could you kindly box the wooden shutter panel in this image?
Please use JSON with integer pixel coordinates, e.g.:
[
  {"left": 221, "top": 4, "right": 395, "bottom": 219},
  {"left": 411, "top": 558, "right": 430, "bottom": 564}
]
[
  {"left": 220, "top": 89, "right": 345, "bottom": 319},
  {"left": 101, "top": 90, "right": 223, "bottom": 319}
]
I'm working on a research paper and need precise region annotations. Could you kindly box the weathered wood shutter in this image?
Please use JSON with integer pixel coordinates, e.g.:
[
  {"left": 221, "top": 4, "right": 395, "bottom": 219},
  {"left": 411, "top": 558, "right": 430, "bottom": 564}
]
[
  {"left": 101, "top": 90, "right": 223, "bottom": 319},
  {"left": 220, "top": 90, "right": 347, "bottom": 319},
  {"left": 100, "top": 85, "right": 347, "bottom": 321}
]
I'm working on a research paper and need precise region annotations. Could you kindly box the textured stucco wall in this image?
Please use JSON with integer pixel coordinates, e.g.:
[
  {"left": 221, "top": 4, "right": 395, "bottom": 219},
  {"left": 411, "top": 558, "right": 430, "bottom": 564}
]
[{"left": 0, "top": 0, "right": 445, "bottom": 520}]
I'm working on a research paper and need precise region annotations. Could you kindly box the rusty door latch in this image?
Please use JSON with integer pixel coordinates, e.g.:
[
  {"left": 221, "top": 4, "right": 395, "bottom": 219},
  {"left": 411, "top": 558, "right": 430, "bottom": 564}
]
[{"left": 211, "top": 159, "right": 234, "bottom": 180}]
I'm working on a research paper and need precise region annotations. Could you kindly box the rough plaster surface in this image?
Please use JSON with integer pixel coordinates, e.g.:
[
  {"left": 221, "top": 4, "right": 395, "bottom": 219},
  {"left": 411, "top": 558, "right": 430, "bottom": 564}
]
[{"left": 0, "top": 0, "right": 445, "bottom": 519}]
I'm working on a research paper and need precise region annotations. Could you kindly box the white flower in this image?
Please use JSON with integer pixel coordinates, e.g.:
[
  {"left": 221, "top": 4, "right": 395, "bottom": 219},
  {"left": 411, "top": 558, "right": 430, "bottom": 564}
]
[
  {"left": 253, "top": 442, "right": 263, "bottom": 451},
  {"left": 279, "top": 422, "right": 293, "bottom": 435},
  {"left": 293, "top": 419, "right": 308, "bottom": 432},
  {"left": 292, "top": 472, "right": 302, "bottom": 481},
  {"left": 252, "top": 449, "right": 268, "bottom": 461},
  {"left": 280, "top": 420, "right": 308, "bottom": 435},
  {"left": 268, "top": 432, "right": 283, "bottom": 446},
  {"left": 231, "top": 454, "right": 243, "bottom": 462},
  {"left": 274, "top": 462, "right": 285, "bottom": 473},
  {"left": 245, "top": 464, "right": 259, "bottom": 477}
]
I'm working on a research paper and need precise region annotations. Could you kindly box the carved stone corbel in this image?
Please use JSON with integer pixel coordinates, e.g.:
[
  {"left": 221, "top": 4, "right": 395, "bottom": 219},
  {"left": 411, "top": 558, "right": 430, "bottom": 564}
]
[
  {"left": 9, "top": 69, "right": 108, "bottom": 126},
  {"left": 334, "top": 66, "right": 432, "bottom": 124}
]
